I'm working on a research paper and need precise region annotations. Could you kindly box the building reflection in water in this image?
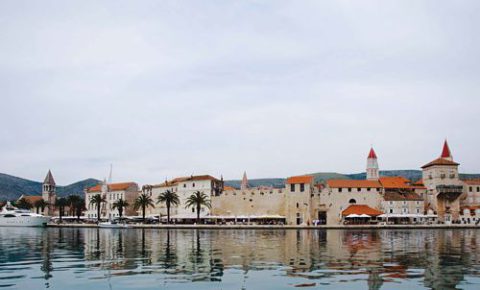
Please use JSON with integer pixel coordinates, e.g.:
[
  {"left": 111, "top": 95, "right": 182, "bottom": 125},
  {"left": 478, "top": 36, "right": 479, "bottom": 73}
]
[{"left": 1, "top": 227, "right": 480, "bottom": 289}]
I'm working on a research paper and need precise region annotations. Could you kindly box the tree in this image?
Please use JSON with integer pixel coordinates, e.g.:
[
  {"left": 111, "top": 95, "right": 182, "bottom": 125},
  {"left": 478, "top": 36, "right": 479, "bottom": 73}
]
[
  {"left": 157, "top": 190, "right": 180, "bottom": 224},
  {"left": 73, "top": 198, "right": 85, "bottom": 222},
  {"left": 67, "top": 195, "right": 82, "bottom": 216},
  {"left": 55, "top": 198, "right": 68, "bottom": 222},
  {"left": 17, "top": 198, "right": 33, "bottom": 210},
  {"left": 89, "top": 194, "right": 106, "bottom": 223},
  {"left": 134, "top": 193, "right": 155, "bottom": 223},
  {"left": 185, "top": 191, "right": 211, "bottom": 224},
  {"left": 112, "top": 198, "right": 129, "bottom": 219},
  {"left": 34, "top": 199, "right": 48, "bottom": 214}
]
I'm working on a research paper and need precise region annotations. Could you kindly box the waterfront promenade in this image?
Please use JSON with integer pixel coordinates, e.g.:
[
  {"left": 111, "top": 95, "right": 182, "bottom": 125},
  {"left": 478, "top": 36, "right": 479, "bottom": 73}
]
[{"left": 48, "top": 223, "right": 480, "bottom": 230}]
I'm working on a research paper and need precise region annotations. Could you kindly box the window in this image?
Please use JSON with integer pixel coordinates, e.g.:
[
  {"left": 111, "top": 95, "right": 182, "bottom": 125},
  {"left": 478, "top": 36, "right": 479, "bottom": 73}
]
[
  {"left": 339, "top": 188, "right": 343, "bottom": 193},
  {"left": 348, "top": 188, "right": 352, "bottom": 192},
  {"left": 290, "top": 184, "right": 295, "bottom": 192},
  {"left": 349, "top": 199, "right": 356, "bottom": 204},
  {"left": 470, "top": 187, "right": 473, "bottom": 192},
  {"left": 300, "top": 184, "right": 305, "bottom": 192},
  {"left": 183, "top": 184, "right": 186, "bottom": 188},
  {"left": 477, "top": 187, "right": 480, "bottom": 192},
  {"left": 192, "top": 183, "right": 195, "bottom": 187},
  {"left": 389, "top": 201, "right": 393, "bottom": 205},
  {"left": 367, "top": 188, "right": 371, "bottom": 192},
  {"left": 357, "top": 188, "right": 361, "bottom": 192},
  {"left": 389, "top": 209, "right": 393, "bottom": 214},
  {"left": 192, "top": 207, "right": 195, "bottom": 212},
  {"left": 416, "top": 208, "right": 420, "bottom": 214},
  {"left": 296, "top": 203, "right": 299, "bottom": 208}
]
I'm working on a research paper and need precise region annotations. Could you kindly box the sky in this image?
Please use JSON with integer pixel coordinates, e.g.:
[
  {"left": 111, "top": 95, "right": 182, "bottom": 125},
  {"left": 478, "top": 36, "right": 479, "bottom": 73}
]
[{"left": 1, "top": 0, "right": 479, "bottom": 185}]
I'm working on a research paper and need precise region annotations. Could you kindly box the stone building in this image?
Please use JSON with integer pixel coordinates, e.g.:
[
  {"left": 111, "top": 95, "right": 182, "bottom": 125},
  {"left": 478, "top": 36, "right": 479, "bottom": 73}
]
[
  {"left": 421, "top": 141, "right": 464, "bottom": 223},
  {"left": 84, "top": 181, "right": 139, "bottom": 219},
  {"left": 378, "top": 176, "right": 425, "bottom": 221},
  {"left": 146, "top": 175, "right": 223, "bottom": 218}
]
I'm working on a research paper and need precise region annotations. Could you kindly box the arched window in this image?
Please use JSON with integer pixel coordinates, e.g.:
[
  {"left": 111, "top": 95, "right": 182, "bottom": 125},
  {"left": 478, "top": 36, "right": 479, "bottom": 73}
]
[{"left": 349, "top": 199, "right": 356, "bottom": 204}]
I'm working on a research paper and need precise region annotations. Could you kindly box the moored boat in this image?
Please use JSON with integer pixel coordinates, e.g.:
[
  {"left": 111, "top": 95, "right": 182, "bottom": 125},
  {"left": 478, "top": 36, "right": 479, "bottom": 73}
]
[
  {"left": 0, "top": 202, "right": 50, "bottom": 227},
  {"left": 98, "top": 221, "right": 129, "bottom": 228}
]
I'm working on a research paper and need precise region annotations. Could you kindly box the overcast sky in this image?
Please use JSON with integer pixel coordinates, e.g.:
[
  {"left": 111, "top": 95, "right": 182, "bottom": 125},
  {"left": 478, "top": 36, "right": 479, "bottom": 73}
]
[{"left": 1, "top": 0, "right": 479, "bottom": 185}]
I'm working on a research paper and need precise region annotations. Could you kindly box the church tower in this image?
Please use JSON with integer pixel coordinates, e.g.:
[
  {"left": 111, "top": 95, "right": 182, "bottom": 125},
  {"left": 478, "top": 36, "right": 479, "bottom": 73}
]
[
  {"left": 241, "top": 171, "right": 249, "bottom": 190},
  {"left": 42, "top": 170, "right": 56, "bottom": 216},
  {"left": 366, "top": 148, "right": 379, "bottom": 180}
]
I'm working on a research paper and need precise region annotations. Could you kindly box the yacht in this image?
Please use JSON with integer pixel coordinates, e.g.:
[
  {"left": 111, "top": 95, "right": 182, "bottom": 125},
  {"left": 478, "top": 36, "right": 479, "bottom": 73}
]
[{"left": 0, "top": 202, "right": 50, "bottom": 227}]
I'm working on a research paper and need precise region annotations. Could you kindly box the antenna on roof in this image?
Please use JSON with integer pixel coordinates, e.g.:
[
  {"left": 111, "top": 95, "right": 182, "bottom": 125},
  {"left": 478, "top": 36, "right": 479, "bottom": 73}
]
[{"left": 108, "top": 164, "right": 113, "bottom": 184}]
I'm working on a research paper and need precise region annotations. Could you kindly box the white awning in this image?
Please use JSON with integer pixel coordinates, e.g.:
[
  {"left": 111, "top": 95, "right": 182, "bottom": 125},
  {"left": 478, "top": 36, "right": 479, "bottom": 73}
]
[
  {"left": 378, "top": 214, "right": 438, "bottom": 218},
  {"left": 359, "top": 214, "right": 371, "bottom": 218},
  {"left": 346, "top": 214, "right": 361, "bottom": 218}
]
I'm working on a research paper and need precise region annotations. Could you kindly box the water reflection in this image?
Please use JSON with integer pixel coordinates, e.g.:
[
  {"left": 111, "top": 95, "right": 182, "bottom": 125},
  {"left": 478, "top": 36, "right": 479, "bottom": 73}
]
[{"left": 0, "top": 228, "right": 480, "bottom": 289}]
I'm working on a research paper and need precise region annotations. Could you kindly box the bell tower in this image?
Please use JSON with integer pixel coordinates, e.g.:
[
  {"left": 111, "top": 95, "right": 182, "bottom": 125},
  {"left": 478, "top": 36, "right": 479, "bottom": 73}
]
[
  {"left": 366, "top": 147, "right": 379, "bottom": 180},
  {"left": 42, "top": 170, "right": 56, "bottom": 216}
]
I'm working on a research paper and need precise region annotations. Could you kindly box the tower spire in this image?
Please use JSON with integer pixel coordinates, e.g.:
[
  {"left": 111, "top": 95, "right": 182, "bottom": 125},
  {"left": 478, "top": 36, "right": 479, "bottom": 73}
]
[
  {"left": 366, "top": 147, "right": 379, "bottom": 180},
  {"left": 241, "top": 171, "right": 249, "bottom": 190},
  {"left": 441, "top": 140, "right": 453, "bottom": 161}
]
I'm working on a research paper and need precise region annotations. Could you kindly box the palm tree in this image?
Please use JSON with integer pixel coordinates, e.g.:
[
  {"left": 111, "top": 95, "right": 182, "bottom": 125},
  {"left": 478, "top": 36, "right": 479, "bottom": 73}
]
[
  {"left": 134, "top": 193, "right": 155, "bottom": 223},
  {"left": 73, "top": 198, "right": 85, "bottom": 222},
  {"left": 67, "top": 195, "right": 81, "bottom": 216},
  {"left": 55, "top": 198, "right": 68, "bottom": 223},
  {"left": 34, "top": 199, "right": 48, "bottom": 214},
  {"left": 17, "top": 198, "right": 33, "bottom": 210},
  {"left": 185, "top": 191, "right": 211, "bottom": 224},
  {"left": 112, "top": 198, "right": 129, "bottom": 219},
  {"left": 157, "top": 190, "right": 180, "bottom": 224},
  {"left": 89, "top": 194, "right": 106, "bottom": 223}
]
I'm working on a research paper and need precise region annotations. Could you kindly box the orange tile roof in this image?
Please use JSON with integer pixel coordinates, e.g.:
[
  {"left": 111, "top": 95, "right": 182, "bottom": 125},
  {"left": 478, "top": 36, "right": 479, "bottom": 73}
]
[
  {"left": 152, "top": 175, "right": 220, "bottom": 188},
  {"left": 342, "top": 205, "right": 384, "bottom": 216},
  {"left": 18, "top": 195, "right": 44, "bottom": 204},
  {"left": 223, "top": 186, "right": 236, "bottom": 191},
  {"left": 384, "top": 192, "right": 423, "bottom": 201},
  {"left": 379, "top": 177, "right": 411, "bottom": 189},
  {"left": 286, "top": 175, "right": 314, "bottom": 184},
  {"left": 327, "top": 179, "right": 382, "bottom": 188},
  {"left": 463, "top": 179, "right": 480, "bottom": 185},
  {"left": 421, "top": 158, "right": 459, "bottom": 169},
  {"left": 413, "top": 179, "right": 424, "bottom": 186},
  {"left": 87, "top": 182, "right": 137, "bottom": 193}
]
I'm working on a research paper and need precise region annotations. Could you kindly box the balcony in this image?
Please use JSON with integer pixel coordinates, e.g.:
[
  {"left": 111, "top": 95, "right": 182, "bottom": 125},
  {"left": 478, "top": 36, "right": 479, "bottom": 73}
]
[{"left": 436, "top": 185, "right": 464, "bottom": 200}]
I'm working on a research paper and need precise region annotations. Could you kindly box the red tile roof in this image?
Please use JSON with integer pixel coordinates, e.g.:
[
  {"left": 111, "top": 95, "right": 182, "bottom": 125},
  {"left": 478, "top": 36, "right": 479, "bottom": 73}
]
[
  {"left": 286, "top": 175, "right": 314, "bottom": 184},
  {"left": 327, "top": 179, "right": 382, "bottom": 188},
  {"left": 384, "top": 192, "right": 423, "bottom": 201},
  {"left": 413, "top": 179, "right": 424, "bottom": 186},
  {"left": 379, "top": 177, "right": 411, "bottom": 189},
  {"left": 368, "top": 148, "right": 377, "bottom": 159},
  {"left": 18, "top": 195, "right": 44, "bottom": 204},
  {"left": 87, "top": 182, "right": 137, "bottom": 193},
  {"left": 342, "top": 205, "right": 383, "bottom": 216},
  {"left": 421, "top": 158, "right": 459, "bottom": 168},
  {"left": 463, "top": 179, "right": 480, "bottom": 185},
  {"left": 441, "top": 140, "right": 452, "bottom": 159},
  {"left": 153, "top": 175, "right": 220, "bottom": 188}
]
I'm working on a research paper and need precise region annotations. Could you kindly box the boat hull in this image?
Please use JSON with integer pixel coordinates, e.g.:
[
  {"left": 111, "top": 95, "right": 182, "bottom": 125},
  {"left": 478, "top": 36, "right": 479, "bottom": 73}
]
[{"left": 0, "top": 216, "right": 50, "bottom": 227}]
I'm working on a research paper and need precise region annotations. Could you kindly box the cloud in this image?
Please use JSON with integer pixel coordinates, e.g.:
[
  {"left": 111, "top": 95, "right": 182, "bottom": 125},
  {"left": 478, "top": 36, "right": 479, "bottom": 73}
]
[{"left": 0, "top": 0, "right": 479, "bottom": 184}]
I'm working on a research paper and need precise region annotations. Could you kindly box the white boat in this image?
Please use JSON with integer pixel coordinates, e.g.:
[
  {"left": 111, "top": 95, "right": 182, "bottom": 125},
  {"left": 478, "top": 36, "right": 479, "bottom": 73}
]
[
  {"left": 98, "top": 221, "right": 129, "bottom": 229},
  {"left": 0, "top": 202, "right": 50, "bottom": 227}
]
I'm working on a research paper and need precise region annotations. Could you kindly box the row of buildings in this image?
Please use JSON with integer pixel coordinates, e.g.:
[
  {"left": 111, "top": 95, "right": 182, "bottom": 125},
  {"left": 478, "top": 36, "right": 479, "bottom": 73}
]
[{"left": 26, "top": 141, "right": 480, "bottom": 225}]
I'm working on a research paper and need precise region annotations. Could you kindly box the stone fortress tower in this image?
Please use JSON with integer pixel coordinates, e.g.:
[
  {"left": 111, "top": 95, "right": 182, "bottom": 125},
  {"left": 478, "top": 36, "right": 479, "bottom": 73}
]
[
  {"left": 421, "top": 140, "right": 464, "bottom": 223},
  {"left": 41, "top": 170, "right": 56, "bottom": 216},
  {"left": 366, "top": 147, "right": 379, "bottom": 180}
]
